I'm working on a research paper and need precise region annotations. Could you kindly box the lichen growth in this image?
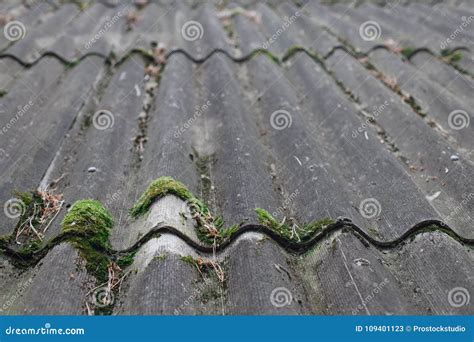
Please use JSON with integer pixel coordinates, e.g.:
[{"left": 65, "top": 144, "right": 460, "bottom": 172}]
[
  {"left": 180, "top": 255, "right": 196, "bottom": 266},
  {"left": 153, "top": 253, "right": 167, "bottom": 262},
  {"left": 255, "top": 208, "right": 334, "bottom": 242}
]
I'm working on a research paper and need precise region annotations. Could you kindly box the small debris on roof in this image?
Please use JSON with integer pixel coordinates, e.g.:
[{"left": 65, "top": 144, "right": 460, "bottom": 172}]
[
  {"left": 0, "top": 13, "right": 15, "bottom": 25},
  {"left": 384, "top": 39, "right": 402, "bottom": 54},
  {"left": 425, "top": 191, "right": 441, "bottom": 201},
  {"left": 217, "top": 7, "right": 261, "bottom": 24}
]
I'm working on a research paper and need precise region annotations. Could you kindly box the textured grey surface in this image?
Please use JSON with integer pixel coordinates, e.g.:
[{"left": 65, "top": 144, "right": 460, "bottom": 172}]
[{"left": 0, "top": 0, "right": 473, "bottom": 315}]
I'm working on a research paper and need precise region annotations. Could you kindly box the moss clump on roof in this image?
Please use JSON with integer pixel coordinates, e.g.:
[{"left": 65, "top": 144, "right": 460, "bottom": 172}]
[
  {"left": 447, "top": 52, "right": 462, "bottom": 63},
  {"left": 61, "top": 200, "right": 113, "bottom": 282},
  {"left": 131, "top": 177, "right": 238, "bottom": 245},
  {"left": 255, "top": 208, "right": 334, "bottom": 242},
  {"left": 400, "top": 47, "right": 415, "bottom": 58},
  {"left": 116, "top": 251, "right": 136, "bottom": 268},
  {"left": 440, "top": 49, "right": 463, "bottom": 63},
  {"left": 62, "top": 199, "right": 113, "bottom": 249},
  {"left": 130, "top": 176, "right": 200, "bottom": 218}
]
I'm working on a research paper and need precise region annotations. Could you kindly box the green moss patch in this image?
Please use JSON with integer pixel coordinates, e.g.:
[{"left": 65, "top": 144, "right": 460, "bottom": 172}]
[
  {"left": 130, "top": 177, "right": 237, "bottom": 245},
  {"left": 255, "top": 208, "right": 334, "bottom": 242},
  {"left": 440, "top": 49, "right": 463, "bottom": 63},
  {"left": 116, "top": 252, "right": 136, "bottom": 268},
  {"left": 61, "top": 200, "right": 113, "bottom": 282},
  {"left": 446, "top": 52, "right": 463, "bottom": 63},
  {"left": 130, "top": 177, "right": 198, "bottom": 218},
  {"left": 62, "top": 199, "right": 113, "bottom": 250},
  {"left": 400, "top": 47, "right": 414, "bottom": 58}
]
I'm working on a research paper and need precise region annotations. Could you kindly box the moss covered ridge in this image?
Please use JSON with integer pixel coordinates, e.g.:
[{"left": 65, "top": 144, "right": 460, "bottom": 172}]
[
  {"left": 255, "top": 208, "right": 334, "bottom": 242},
  {"left": 130, "top": 176, "right": 238, "bottom": 245},
  {"left": 61, "top": 199, "right": 114, "bottom": 283},
  {"left": 130, "top": 176, "right": 199, "bottom": 218},
  {"left": 62, "top": 199, "right": 113, "bottom": 249},
  {"left": 130, "top": 176, "right": 335, "bottom": 245}
]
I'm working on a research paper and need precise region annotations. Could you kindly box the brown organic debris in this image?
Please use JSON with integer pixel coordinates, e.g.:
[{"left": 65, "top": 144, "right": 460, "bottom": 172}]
[
  {"left": 15, "top": 190, "right": 64, "bottom": 245},
  {"left": 87, "top": 262, "right": 130, "bottom": 312},
  {"left": 152, "top": 42, "right": 167, "bottom": 65},
  {"left": 195, "top": 257, "right": 225, "bottom": 283},
  {"left": 133, "top": 0, "right": 149, "bottom": 8},
  {"left": 125, "top": 10, "right": 139, "bottom": 30},
  {"left": 217, "top": 7, "right": 261, "bottom": 24},
  {"left": 384, "top": 39, "right": 402, "bottom": 54},
  {"left": 0, "top": 14, "right": 14, "bottom": 25}
]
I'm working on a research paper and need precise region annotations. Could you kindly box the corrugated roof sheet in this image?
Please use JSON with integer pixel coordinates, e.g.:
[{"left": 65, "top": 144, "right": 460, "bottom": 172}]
[{"left": 0, "top": 0, "right": 472, "bottom": 315}]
